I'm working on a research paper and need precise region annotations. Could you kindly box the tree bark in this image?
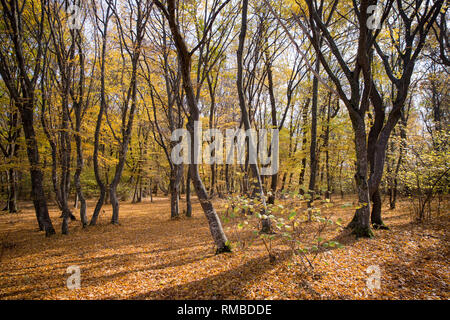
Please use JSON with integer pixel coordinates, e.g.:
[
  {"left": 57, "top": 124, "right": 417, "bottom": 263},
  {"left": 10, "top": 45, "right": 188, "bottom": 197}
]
[
  {"left": 90, "top": 9, "right": 110, "bottom": 226},
  {"left": 21, "top": 102, "right": 56, "bottom": 236},
  {"left": 235, "top": 0, "right": 270, "bottom": 233},
  {"left": 169, "top": 164, "right": 182, "bottom": 219},
  {"left": 155, "top": 0, "right": 231, "bottom": 252},
  {"left": 74, "top": 100, "right": 87, "bottom": 227},
  {"left": 307, "top": 57, "right": 320, "bottom": 210},
  {"left": 346, "top": 121, "right": 373, "bottom": 238},
  {"left": 186, "top": 169, "right": 192, "bottom": 217}
]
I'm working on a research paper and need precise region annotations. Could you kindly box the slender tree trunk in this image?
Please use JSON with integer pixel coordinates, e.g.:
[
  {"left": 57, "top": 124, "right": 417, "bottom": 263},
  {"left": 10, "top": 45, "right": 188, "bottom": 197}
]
[
  {"left": 169, "top": 164, "right": 182, "bottom": 219},
  {"left": 298, "top": 99, "right": 310, "bottom": 193},
  {"left": 225, "top": 164, "right": 230, "bottom": 194},
  {"left": 2, "top": 107, "right": 19, "bottom": 213},
  {"left": 207, "top": 75, "right": 217, "bottom": 198},
  {"left": 280, "top": 172, "right": 287, "bottom": 192},
  {"left": 74, "top": 102, "right": 87, "bottom": 227},
  {"left": 186, "top": 168, "right": 192, "bottom": 217},
  {"left": 156, "top": 0, "right": 230, "bottom": 252},
  {"left": 61, "top": 95, "right": 74, "bottom": 234},
  {"left": 324, "top": 93, "right": 333, "bottom": 200},
  {"left": 266, "top": 47, "right": 278, "bottom": 205},
  {"left": 307, "top": 58, "right": 320, "bottom": 211},
  {"left": 236, "top": 0, "right": 270, "bottom": 233},
  {"left": 90, "top": 10, "right": 110, "bottom": 226},
  {"left": 5, "top": 167, "right": 18, "bottom": 213}
]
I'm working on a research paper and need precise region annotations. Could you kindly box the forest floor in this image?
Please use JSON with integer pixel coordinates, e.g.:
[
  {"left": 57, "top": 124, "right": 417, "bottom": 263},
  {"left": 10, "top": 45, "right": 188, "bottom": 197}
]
[{"left": 0, "top": 195, "right": 448, "bottom": 300}]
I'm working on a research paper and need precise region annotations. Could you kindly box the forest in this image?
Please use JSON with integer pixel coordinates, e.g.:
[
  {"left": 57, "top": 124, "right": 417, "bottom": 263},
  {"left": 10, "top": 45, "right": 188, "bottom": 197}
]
[{"left": 0, "top": 0, "right": 448, "bottom": 301}]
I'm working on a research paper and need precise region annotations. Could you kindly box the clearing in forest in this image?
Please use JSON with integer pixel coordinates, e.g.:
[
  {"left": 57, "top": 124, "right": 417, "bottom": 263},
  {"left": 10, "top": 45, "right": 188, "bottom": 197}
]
[{"left": 0, "top": 197, "right": 448, "bottom": 300}]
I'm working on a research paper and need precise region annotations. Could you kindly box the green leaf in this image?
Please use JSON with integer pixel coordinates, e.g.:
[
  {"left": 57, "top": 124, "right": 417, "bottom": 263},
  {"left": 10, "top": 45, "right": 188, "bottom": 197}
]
[{"left": 288, "top": 210, "right": 297, "bottom": 220}]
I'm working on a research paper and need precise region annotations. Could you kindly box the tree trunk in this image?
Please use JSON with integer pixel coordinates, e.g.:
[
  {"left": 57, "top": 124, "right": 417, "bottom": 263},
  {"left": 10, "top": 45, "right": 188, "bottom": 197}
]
[
  {"left": 346, "top": 123, "right": 373, "bottom": 238},
  {"left": 5, "top": 167, "right": 18, "bottom": 213},
  {"left": 370, "top": 189, "right": 387, "bottom": 229},
  {"left": 169, "top": 164, "right": 182, "bottom": 219},
  {"left": 266, "top": 40, "right": 278, "bottom": 205},
  {"left": 90, "top": 10, "right": 110, "bottom": 226},
  {"left": 20, "top": 102, "right": 55, "bottom": 235},
  {"left": 324, "top": 94, "right": 333, "bottom": 200},
  {"left": 186, "top": 168, "right": 192, "bottom": 217},
  {"left": 74, "top": 102, "right": 88, "bottom": 227},
  {"left": 61, "top": 95, "right": 74, "bottom": 234},
  {"left": 207, "top": 74, "right": 217, "bottom": 198},
  {"left": 225, "top": 164, "right": 230, "bottom": 194},
  {"left": 236, "top": 0, "right": 270, "bottom": 233},
  {"left": 156, "top": 0, "right": 230, "bottom": 252},
  {"left": 298, "top": 99, "right": 310, "bottom": 194},
  {"left": 307, "top": 55, "right": 320, "bottom": 211},
  {"left": 188, "top": 156, "right": 229, "bottom": 252}
]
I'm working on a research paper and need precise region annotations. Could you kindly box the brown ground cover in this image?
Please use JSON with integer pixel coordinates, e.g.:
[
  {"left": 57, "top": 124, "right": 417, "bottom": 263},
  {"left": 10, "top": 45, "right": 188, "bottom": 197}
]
[{"left": 0, "top": 196, "right": 448, "bottom": 299}]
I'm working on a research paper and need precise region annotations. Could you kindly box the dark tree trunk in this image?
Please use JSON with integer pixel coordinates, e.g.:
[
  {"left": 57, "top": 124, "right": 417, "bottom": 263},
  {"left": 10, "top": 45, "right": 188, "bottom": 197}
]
[
  {"left": 266, "top": 45, "right": 278, "bottom": 205},
  {"left": 225, "top": 164, "right": 230, "bottom": 194},
  {"left": 2, "top": 107, "right": 19, "bottom": 213},
  {"left": 21, "top": 102, "right": 55, "bottom": 235},
  {"left": 60, "top": 95, "right": 74, "bottom": 234},
  {"left": 370, "top": 189, "right": 386, "bottom": 229},
  {"left": 90, "top": 6, "right": 110, "bottom": 226},
  {"left": 307, "top": 58, "right": 320, "bottom": 210},
  {"left": 323, "top": 93, "right": 336, "bottom": 200},
  {"left": 346, "top": 122, "right": 373, "bottom": 238},
  {"left": 235, "top": 0, "right": 270, "bottom": 233},
  {"left": 298, "top": 98, "right": 310, "bottom": 193},
  {"left": 90, "top": 106, "right": 107, "bottom": 226},
  {"left": 186, "top": 168, "right": 192, "bottom": 217},
  {"left": 5, "top": 167, "right": 18, "bottom": 213},
  {"left": 74, "top": 101, "right": 87, "bottom": 227},
  {"left": 0, "top": 0, "right": 54, "bottom": 235},
  {"left": 169, "top": 164, "right": 182, "bottom": 219},
  {"left": 207, "top": 74, "right": 217, "bottom": 198},
  {"left": 280, "top": 172, "right": 287, "bottom": 192}
]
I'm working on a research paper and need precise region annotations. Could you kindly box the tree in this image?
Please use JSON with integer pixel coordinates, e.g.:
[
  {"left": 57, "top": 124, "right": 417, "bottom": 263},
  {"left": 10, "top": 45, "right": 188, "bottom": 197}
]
[
  {"left": 154, "top": 0, "right": 231, "bottom": 253},
  {"left": 90, "top": 0, "right": 112, "bottom": 226},
  {"left": 0, "top": 0, "right": 55, "bottom": 235},
  {"left": 289, "top": 0, "right": 444, "bottom": 236},
  {"left": 236, "top": 0, "right": 271, "bottom": 232},
  {"left": 141, "top": 12, "right": 185, "bottom": 219},
  {"left": 0, "top": 95, "right": 20, "bottom": 213},
  {"left": 107, "top": 0, "right": 152, "bottom": 225}
]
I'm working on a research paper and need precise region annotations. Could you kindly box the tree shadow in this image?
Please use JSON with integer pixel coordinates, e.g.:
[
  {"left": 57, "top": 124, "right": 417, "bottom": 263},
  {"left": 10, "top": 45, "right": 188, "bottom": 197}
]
[
  {"left": 106, "top": 250, "right": 293, "bottom": 299},
  {"left": 0, "top": 244, "right": 213, "bottom": 299}
]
